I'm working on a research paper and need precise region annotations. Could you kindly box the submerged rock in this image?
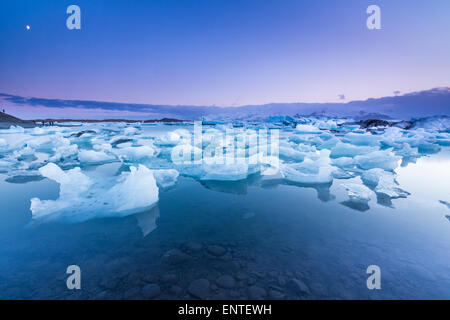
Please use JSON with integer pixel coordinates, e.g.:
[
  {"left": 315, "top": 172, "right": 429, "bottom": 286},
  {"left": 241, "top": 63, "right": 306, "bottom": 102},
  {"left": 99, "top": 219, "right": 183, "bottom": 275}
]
[
  {"left": 188, "top": 279, "right": 210, "bottom": 299},
  {"left": 207, "top": 245, "right": 227, "bottom": 256},
  {"left": 216, "top": 275, "right": 236, "bottom": 288},
  {"left": 182, "top": 241, "right": 203, "bottom": 253},
  {"left": 142, "top": 284, "right": 160, "bottom": 299},
  {"left": 247, "top": 286, "right": 267, "bottom": 299},
  {"left": 161, "top": 249, "right": 191, "bottom": 265}
]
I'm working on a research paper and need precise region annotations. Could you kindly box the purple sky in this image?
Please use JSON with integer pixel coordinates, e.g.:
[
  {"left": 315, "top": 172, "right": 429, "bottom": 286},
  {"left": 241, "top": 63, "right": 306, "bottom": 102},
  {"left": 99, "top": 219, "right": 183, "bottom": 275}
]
[{"left": 0, "top": 0, "right": 449, "bottom": 108}]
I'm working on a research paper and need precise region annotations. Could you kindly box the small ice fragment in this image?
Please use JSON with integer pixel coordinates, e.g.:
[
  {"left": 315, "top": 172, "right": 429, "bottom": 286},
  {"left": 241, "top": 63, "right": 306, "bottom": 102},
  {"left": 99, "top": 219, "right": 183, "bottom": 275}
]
[
  {"left": 341, "top": 182, "right": 372, "bottom": 203},
  {"left": 295, "top": 124, "right": 322, "bottom": 134},
  {"left": 355, "top": 150, "right": 400, "bottom": 171},
  {"left": 361, "top": 168, "right": 409, "bottom": 198},
  {"left": 78, "top": 149, "right": 116, "bottom": 164},
  {"left": 330, "top": 142, "right": 374, "bottom": 158},
  {"left": 201, "top": 163, "right": 249, "bottom": 181},
  {"left": 417, "top": 143, "right": 441, "bottom": 155},
  {"left": 124, "top": 126, "right": 140, "bottom": 136},
  {"left": 152, "top": 169, "right": 179, "bottom": 188},
  {"left": 113, "top": 145, "right": 158, "bottom": 161}
]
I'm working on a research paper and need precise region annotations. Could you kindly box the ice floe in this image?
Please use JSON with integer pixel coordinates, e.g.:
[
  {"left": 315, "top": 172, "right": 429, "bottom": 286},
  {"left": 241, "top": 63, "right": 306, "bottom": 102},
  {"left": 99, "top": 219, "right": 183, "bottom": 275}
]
[
  {"left": 0, "top": 114, "right": 447, "bottom": 220},
  {"left": 30, "top": 163, "right": 159, "bottom": 222}
]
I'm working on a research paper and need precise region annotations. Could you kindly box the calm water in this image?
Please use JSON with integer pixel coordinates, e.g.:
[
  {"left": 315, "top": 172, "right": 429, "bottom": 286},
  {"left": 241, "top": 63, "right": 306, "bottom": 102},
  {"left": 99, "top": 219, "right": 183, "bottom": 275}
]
[{"left": 0, "top": 146, "right": 449, "bottom": 300}]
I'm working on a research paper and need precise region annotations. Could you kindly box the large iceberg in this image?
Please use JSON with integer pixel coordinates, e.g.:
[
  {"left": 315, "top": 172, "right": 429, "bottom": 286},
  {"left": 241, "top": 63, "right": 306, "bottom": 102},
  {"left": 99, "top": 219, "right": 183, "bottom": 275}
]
[{"left": 30, "top": 163, "right": 159, "bottom": 222}]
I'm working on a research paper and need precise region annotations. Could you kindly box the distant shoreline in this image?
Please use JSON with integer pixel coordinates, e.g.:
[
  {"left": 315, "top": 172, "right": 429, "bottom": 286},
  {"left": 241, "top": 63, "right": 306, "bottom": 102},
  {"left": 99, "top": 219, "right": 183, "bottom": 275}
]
[{"left": 0, "top": 114, "right": 186, "bottom": 129}]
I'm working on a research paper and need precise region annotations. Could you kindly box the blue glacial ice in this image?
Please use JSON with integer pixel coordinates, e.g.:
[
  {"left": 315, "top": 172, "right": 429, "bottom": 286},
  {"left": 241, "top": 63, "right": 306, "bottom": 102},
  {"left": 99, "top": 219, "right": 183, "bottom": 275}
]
[
  {"left": 0, "top": 114, "right": 448, "bottom": 222},
  {"left": 30, "top": 163, "right": 159, "bottom": 222}
]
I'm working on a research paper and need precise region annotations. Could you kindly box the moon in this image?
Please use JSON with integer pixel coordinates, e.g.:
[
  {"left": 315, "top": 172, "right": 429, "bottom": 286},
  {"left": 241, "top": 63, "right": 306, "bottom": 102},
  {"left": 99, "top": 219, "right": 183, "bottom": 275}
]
[{"left": 26, "top": 25, "right": 31, "bottom": 30}]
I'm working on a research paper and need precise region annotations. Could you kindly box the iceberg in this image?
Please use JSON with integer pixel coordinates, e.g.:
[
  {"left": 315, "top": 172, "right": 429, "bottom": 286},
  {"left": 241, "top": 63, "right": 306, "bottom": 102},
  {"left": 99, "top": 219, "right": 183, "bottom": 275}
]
[{"left": 30, "top": 163, "right": 159, "bottom": 222}]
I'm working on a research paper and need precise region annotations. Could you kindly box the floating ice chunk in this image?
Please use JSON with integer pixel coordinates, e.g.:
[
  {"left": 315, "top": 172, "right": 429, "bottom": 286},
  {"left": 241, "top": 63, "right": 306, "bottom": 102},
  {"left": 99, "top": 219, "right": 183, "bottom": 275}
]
[
  {"left": 355, "top": 150, "right": 400, "bottom": 171},
  {"left": 30, "top": 164, "right": 159, "bottom": 221},
  {"left": 109, "top": 136, "right": 133, "bottom": 148},
  {"left": 108, "top": 165, "right": 158, "bottom": 213},
  {"left": 27, "top": 134, "right": 71, "bottom": 152},
  {"left": 342, "top": 183, "right": 372, "bottom": 203},
  {"left": 361, "top": 168, "right": 408, "bottom": 198},
  {"left": 13, "top": 146, "right": 35, "bottom": 159},
  {"left": 6, "top": 126, "right": 25, "bottom": 133},
  {"left": 171, "top": 144, "right": 202, "bottom": 164},
  {"left": 31, "top": 164, "right": 93, "bottom": 219},
  {"left": 315, "top": 120, "right": 338, "bottom": 130},
  {"left": 136, "top": 139, "right": 157, "bottom": 148},
  {"left": 281, "top": 162, "right": 334, "bottom": 184},
  {"left": 201, "top": 163, "right": 249, "bottom": 181},
  {"left": 113, "top": 145, "right": 158, "bottom": 162},
  {"left": 93, "top": 143, "right": 113, "bottom": 153},
  {"left": 157, "top": 132, "right": 181, "bottom": 146},
  {"left": 330, "top": 142, "right": 374, "bottom": 158},
  {"left": 279, "top": 145, "right": 306, "bottom": 162},
  {"left": 49, "top": 144, "right": 79, "bottom": 162},
  {"left": 31, "top": 127, "right": 46, "bottom": 135},
  {"left": 379, "top": 127, "right": 405, "bottom": 147},
  {"left": 295, "top": 124, "right": 322, "bottom": 134},
  {"left": 331, "top": 157, "right": 355, "bottom": 169},
  {"left": 78, "top": 149, "right": 116, "bottom": 164},
  {"left": 152, "top": 169, "right": 179, "bottom": 188},
  {"left": 395, "top": 143, "right": 419, "bottom": 158},
  {"left": 124, "top": 126, "right": 140, "bottom": 136},
  {"left": 281, "top": 150, "right": 335, "bottom": 184},
  {"left": 157, "top": 129, "right": 191, "bottom": 146},
  {"left": 317, "top": 136, "right": 339, "bottom": 150},
  {"left": 417, "top": 142, "right": 441, "bottom": 154},
  {"left": 332, "top": 168, "right": 355, "bottom": 179},
  {"left": 343, "top": 132, "right": 380, "bottom": 146}
]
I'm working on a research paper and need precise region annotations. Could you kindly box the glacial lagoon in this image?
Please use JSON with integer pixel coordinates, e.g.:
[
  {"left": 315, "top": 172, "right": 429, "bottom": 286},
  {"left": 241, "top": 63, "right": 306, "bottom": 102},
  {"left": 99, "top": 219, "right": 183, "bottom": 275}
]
[{"left": 0, "top": 118, "right": 449, "bottom": 299}]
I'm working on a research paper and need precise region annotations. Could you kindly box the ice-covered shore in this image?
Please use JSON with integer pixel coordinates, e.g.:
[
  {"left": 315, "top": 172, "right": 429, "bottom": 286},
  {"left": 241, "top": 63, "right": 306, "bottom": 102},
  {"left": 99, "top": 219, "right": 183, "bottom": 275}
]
[{"left": 0, "top": 115, "right": 448, "bottom": 221}]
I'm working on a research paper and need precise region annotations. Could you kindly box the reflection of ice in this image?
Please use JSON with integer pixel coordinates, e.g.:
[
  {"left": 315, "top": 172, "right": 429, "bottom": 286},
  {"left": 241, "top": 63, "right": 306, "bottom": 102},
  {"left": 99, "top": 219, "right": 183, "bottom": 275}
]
[
  {"left": 135, "top": 206, "right": 160, "bottom": 237},
  {"left": 440, "top": 200, "right": 450, "bottom": 209}
]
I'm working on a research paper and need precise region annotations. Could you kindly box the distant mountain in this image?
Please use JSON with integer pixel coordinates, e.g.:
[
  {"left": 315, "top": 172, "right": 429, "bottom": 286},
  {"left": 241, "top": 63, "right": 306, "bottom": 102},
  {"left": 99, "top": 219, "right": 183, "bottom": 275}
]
[{"left": 1, "top": 87, "right": 449, "bottom": 120}]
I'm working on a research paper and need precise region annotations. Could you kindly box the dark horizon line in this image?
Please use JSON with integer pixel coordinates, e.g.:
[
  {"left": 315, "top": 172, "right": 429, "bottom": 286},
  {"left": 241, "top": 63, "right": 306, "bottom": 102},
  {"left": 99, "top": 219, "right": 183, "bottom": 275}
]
[{"left": 1, "top": 86, "right": 449, "bottom": 110}]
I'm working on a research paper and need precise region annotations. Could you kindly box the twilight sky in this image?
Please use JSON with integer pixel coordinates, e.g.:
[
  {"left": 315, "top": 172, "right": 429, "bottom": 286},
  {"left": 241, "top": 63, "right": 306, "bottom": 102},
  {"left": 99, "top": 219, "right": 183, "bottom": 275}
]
[{"left": 0, "top": 0, "right": 449, "bottom": 106}]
